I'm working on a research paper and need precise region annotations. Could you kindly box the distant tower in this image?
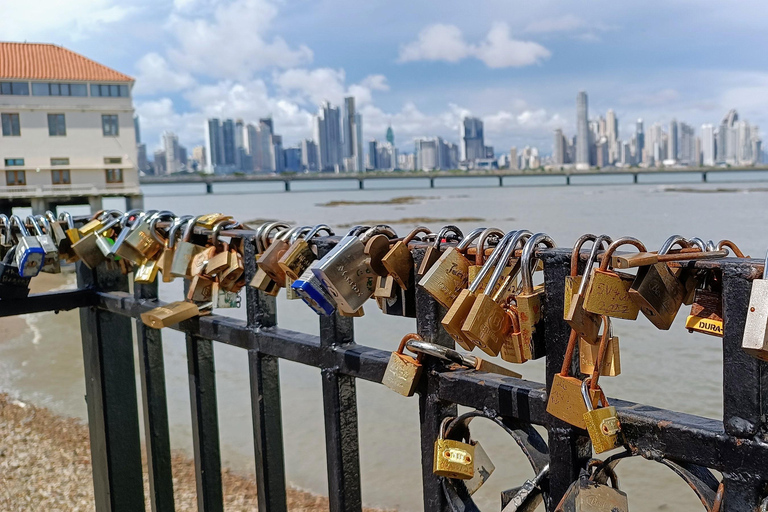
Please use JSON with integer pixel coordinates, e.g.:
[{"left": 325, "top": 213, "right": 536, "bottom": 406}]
[
  {"left": 386, "top": 124, "right": 394, "bottom": 145},
  {"left": 669, "top": 119, "right": 678, "bottom": 161},
  {"left": 576, "top": 91, "right": 589, "bottom": 167}
]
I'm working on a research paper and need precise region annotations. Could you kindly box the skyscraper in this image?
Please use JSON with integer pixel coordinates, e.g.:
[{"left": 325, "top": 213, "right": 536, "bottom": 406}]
[
  {"left": 301, "top": 139, "right": 319, "bottom": 172},
  {"left": 386, "top": 125, "right": 395, "bottom": 145},
  {"left": 315, "top": 101, "right": 343, "bottom": 172},
  {"left": 553, "top": 128, "right": 566, "bottom": 165},
  {"left": 509, "top": 147, "right": 518, "bottom": 170},
  {"left": 635, "top": 119, "right": 645, "bottom": 164},
  {"left": 668, "top": 119, "right": 678, "bottom": 161},
  {"left": 606, "top": 109, "right": 618, "bottom": 164},
  {"left": 222, "top": 119, "right": 236, "bottom": 168},
  {"left": 205, "top": 118, "right": 223, "bottom": 174},
  {"left": 162, "top": 131, "right": 181, "bottom": 174},
  {"left": 576, "top": 91, "right": 589, "bottom": 168},
  {"left": 460, "top": 117, "right": 485, "bottom": 165},
  {"left": 341, "top": 97, "right": 364, "bottom": 172}
]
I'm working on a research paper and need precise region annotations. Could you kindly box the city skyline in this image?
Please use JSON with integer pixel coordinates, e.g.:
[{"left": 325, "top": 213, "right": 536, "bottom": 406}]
[{"left": 9, "top": 1, "right": 768, "bottom": 157}]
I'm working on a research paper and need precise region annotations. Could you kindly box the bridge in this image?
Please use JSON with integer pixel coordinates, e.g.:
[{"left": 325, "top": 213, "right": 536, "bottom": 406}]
[{"left": 140, "top": 166, "right": 768, "bottom": 193}]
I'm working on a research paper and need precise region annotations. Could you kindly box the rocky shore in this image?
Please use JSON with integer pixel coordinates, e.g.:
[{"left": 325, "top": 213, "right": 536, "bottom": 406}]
[{"left": 0, "top": 394, "right": 387, "bottom": 511}]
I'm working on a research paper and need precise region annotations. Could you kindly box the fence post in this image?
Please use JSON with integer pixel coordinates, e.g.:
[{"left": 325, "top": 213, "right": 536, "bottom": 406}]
[
  {"left": 243, "top": 235, "right": 288, "bottom": 512},
  {"left": 316, "top": 239, "right": 363, "bottom": 512},
  {"left": 413, "top": 247, "right": 456, "bottom": 512},
  {"left": 134, "top": 278, "right": 175, "bottom": 512},
  {"left": 76, "top": 262, "right": 145, "bottom": 512}
]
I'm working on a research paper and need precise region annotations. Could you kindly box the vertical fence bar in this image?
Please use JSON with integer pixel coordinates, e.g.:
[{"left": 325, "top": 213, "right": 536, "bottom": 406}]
[
  {"left": 243, "top": 236, "right": 288, "bottom": 512},
  {"left": 543, "top": 250, "right": 591, "bottom": 510},
  {"left": 316, "top": 240, "right": 363, "bottom": 512},
  {"left": 182, "top": 280, "right": 224, "bottom": 512},
  {"left": 413, "top": 247, "right": 456, "bottom": 512},
  {"left": 77, "top": 262, "right": 145, "bottom": 512},
  {"left": 720, "top": 264, "right": 767, "bottom": 510},
  {"left": 135, "top": 279, "right": 175, "bottom": 512}
]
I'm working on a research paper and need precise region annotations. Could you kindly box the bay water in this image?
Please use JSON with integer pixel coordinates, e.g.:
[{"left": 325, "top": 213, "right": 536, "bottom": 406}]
[{"left": 4, "top": 171, "right": 768, "bottom": 510}]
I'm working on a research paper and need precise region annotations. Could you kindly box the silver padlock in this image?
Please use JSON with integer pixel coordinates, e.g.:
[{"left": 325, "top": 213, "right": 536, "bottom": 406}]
[
  {"left": 312, "top": 225, "right": 395, "bottom": 313},
  {"left": 43, "top": 211, "right": 67, "bottom": 246},
  {"left": 501, "top": 464, "right": 549, "bottom": 512},
  {"left": 742, "top": 249, "right": 768, "bottom": 361},
  {"left": 10, "top": 215, "right": 44, "bottom": 278},
  {"left": 29, "top": 215, "right": 60, "bottom": 273},
  {"left": 293, "top": 263, "right": 338, "bottom": 316}
]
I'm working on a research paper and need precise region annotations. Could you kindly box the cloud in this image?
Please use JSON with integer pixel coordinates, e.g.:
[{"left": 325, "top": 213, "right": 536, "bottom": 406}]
[
  {"left": 274, "top": 69, "right": 389, "bottom": 108},
  {"left": 133, "top": 53, "right": 195, "bottom": 95},
  {"left": 524, "top": 15, "right": 585, "bottom": 34},
  {"left": 620, "top": 88, "right": 681, "bottom": 106},
  {"left": 166, "top": 0, "right": 313, "bottom": 80},
  {"left": 398, "top": 23, "right": 549, "bottom": 68},
  {"left": 0, "top": 0, "right": 131, "bottom": 40}
]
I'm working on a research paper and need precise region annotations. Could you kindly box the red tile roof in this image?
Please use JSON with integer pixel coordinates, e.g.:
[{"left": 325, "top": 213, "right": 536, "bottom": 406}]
[{"left": 0, "top": 42, "right": 133, "bottom": 82}]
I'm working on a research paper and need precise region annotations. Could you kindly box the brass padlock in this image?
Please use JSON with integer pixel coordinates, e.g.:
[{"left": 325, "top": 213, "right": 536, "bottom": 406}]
[
  {"left": 251, "top": 222, "right": 291, "bottom": 292},
  {"left": 419, "top": 227, "right": 484, "bottom": 309},
  {"left": 58, "top": 211, "right": 79, "bottom": 262},
  {"left": 686, "top": 271, "right": 723, "bottom": 337},
  {"left": 278, "top": 224, "right": 333, "bottom": 281},
  {"left": 220, "top": 249, "right": 245, "bottom": 292},
  {"left": 582, "top": 379, "right": 622, "bottom": 453},
  {"left": 158, "top": 215, "right": 192, "bottom": 282},
  {"left": 516, "top": 232, "right": 556, "bottom": 360},
  {"left": 433, "top": 417, "right": 475, "bottom": 480},
  {"left": 565, "top": 234, "right": 610, "bottom": 344},
  {"left": 442, "top": 230, "right": 516, "bottom": 351},
  {"left": 547, "top": 327, "right": 601, "bottom": 429},
  {"left": 579, "top": 336, "right": 621, "bottom": 377},
  {"left": 134, "top": 258, "right": 160, "bottom": 284},
  {"left": 78, "top": 210, "right": 111, "bottom": 236},
  {"left": 555, "top": 468, "right": 629, "bottom": 512},
  {"left": 141, "top": 301, "right": 200, "bottom": 329},
  {"left": 71, "top": 216, "right": 120, "bottom": 269},
  {"left": 582, "top": 237, "right": 645, "bottom": 320},
  {"left": 124, "top": 210, "right": 166, "bottom": 261},
  {"left": 381, "top": 333, "right": 425, "bottom": 396},
  {"left": 187, "top": 274, "right": 217, "bottom": 303},
  {"left": 742, "top": 249, "right": 768, "bottom": 361},
  {"left": 500, "top": 305, "right": 526, "bottom": 363},
  {"left": 170, "top": 216, "right": 205, "bottom": 277},
  {"left": 257, "top": 225, "right": 303, "bottom": 283},
  {"left": 417, "top": 225, "right": 463, "bottom": 276},
  {"left": 381, "top": 226, "right": 431, "bottom": 289},
  {"left": 629, "top": 235, "right": 693, "bottom": 330},
  {"left": 205, "top": 221, "right": 237, "bottom": 276},
  {"left": 467, "top": 228, "right": 504, "bottom": 289}
]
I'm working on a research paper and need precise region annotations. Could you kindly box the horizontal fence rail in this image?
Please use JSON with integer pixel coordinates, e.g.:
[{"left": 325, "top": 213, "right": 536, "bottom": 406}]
[{"left": 2, "top": 236, "right": 768, "bottom": 511}]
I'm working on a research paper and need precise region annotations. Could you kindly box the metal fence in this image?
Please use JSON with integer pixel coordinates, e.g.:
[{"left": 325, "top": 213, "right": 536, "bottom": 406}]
[{"left": 4, "top": 231, "right": 768, "bottom": 512}]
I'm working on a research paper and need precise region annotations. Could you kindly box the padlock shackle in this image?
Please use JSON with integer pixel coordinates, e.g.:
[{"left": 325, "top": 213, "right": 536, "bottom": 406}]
[
  {"left": 507, "top": 305, "right": 522, "bottom": 336},
  {"left": 468, "top": 230, "right": 517, "bottom": 293},
  {"left": 589, "top": 315, "right": 612, "bottom": 391},
  {"left": 598, "top": 237, "right": 647, "bottom": 271},
  {"left": 559, "top": 329, "right": 580, "bottom": 377},
  {"left": 687, "top": 237, "right": 707, "bottom": 252},
  {"left": 434, "top": 225, "right": 463, "bottom": 250},
  {"left": 718, "top": 239, "right": 744, "bottom": 258},
  {"left": 396, "top": 333, "right": 424, "bottom": 362},
  {"left": 360, "top": 225, "right": 397, "bottom": 243},
  {"left": 520, "top": 233, "right": 556, "bottom": 294},
  {"left": 486, "top": 230, "right": 531, "bottom": 295},
  {"left": 167, "top": 216, "right": 194, "bottom": 250},
  {"left": 659, "top": 234, "right": 690, "bottom": 255},
  {"left": 36, "top": 215, "right": 53, "bottom": 235},
  {"left": 576, "top": 234, "right": 612, "bottom": 297},
  {"left": 474, "top": 227, "right": 504, "bottom": 266},
  {"left": 456, "top": 227, "right": 485, "bottom": 252},
  {"left": 58, "top": 211, "right": 74, "bottom": 230},
  {"left": 10, "top": 215, "right": 31, "bottom": 238},
  {"left": 25, "top": 216, "right": 43, "bottom": 236},
  {"left": 289, "top": 226, "right": 312, "bottom": 244},
  {"left": 570, "top": 234, "right": 598, "bottom": 277},
  {"left": 402, "top": 226, "right": 431, "bottom": 245},
  {"left": 261, "top": 221, "right": 291, "bottom": 249},
  {"left": 306, "top": 223, "right": 334, "bottom": 240}
]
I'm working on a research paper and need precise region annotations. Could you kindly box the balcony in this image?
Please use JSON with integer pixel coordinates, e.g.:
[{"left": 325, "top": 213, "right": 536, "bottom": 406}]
[{"left": 0, "top": 184, "right": 141, "bottom": 198}]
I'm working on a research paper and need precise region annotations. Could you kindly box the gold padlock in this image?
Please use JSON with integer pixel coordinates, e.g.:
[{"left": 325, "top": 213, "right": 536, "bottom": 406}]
[
  {"left": 582, "top": 237, "right": 645, "bottom": 320},
  {"left": 582, "top": 378, "right": 623, "bottom": 453},
  {"left": 141, "top": 301, "right": 200, "bottom": 329},
  {"left": 419, "top": 227, "right": 484, "bottom": 309},
  {"left": 278, "top": 224, "right": 333, "bottom": 281},
  {"left": 381, "top": 226, "right": 431, "bottom": 289},
  {"left": 381, "top": 333, "right": 425, "bottom": 396},
  {"left": 516, "top": 232, "right": 556, "bottom": 359},
  {"left": 565, "top": 234, "right": 609, "bottom": 344},
  {"left": 433, "top": 417, "right": 475, "bottom": 480},
  {"left": 417, "top": 225, "right": 463, "bottom": 276}
]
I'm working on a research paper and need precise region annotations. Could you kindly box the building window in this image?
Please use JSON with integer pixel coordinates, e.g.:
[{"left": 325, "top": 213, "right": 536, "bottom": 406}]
[
  {"left": 31, "top": 82, "right": 88, "bottom": 97},
  {"left": 5, "top": 170, "right": 26, "bottom": 185},
  {"left": 104, "top": 157, "right": 122, "bottom": 164},
  {"left": 51, "top": 157, "right": 70, "bottom": 166},
  {"left": 4, "top": 158, "right": 24, "bottom": 167},
  {"left": 52, "top": 169, "right": 71, "bottom": 185},
  {"left": 105, "top": 168, "right": 123, "bottom": 183},
  {"left": 0, "top": 82, "right": 29, "bottom": 95},
  {"left": 1, "top": 113, "right": 20, "bottom": 136},
  {"left": 102, "top": 114, "right": 119, "bottom": 136},
  {"left": 90, "top": 84, "right": 129, "bottom": 97},
  {"left": 48, "top": 114, "right": 66, "bottom": 136}
]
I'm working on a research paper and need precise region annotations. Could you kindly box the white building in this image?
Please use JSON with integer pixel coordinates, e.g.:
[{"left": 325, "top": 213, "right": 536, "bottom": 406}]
[{"left": 0, "top": 42, "right": 141, "bottom": 213}]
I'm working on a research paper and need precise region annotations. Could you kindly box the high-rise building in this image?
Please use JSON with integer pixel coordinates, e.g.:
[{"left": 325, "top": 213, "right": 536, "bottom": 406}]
[
  {"left": 205, "top": 118, "right": 223, "bottom": 174},
  {"left": 596, "top": 137, "right": 609, "bottom": 168},
  {"left": 415, "top": 138, "right": 439, "bottom": 171},
  {"left": 315, "top": 101, "right": 342, "bottom": 172},
  {"left": 509, "top": 147, "right": 518, "bottom": 170},
  {"left": 386, "top": 125, "right": 395, "bottom": 145},
  {"left": 301, "top": 139, "right": 319, "bottom": 172},
  {"left": 272, "top": 135, "right": 284, "bottom": 173},
  {"left": 678, "top": 122, "right": 695, "bottom": 165},
  {"left": 553, "top": 128, "right": 566, "bottom": 165},
  {"left": 635, "top": 119, "right": 645, "bottom": 164},
  {"left": 235, "top": 119, "right": 249, "bottom": 172},
  {"left": 284, "top": 146, "right": 302, "bottom": 172},
  {"left": 668, "top": 119, "right": 678, "bottom": 161},
  {"left": 377, "top": 142, "right": 397, "bottom": 171},
  {"left": 222, "top": 119, "right": 236, "bottom": 168},
  {"left": 460, "top": 117, "right": 485, "bottom": 165},
  {"left": 137, "top": 143, "right": 148, "bottom": 173},
  {"left": 368, "top": 140, "right": 378, "bottom": 170},
  {"left": 192, "top": 146, "right": 206, "bottom": 171},
  {"left": 576, "top": 91, "right": 590, "bottom": 168},
  {"left": 153, "top": 149, "right": 166, "bottom": 175},
  {"left": 162, "top": 131, "right": 181, "bottom": 174},
  {"left": 701, "top": 124, "right": 715, "bottom": 166},
  {"left": 341, "top": 97, "right": 364, "bottom": 172},
  {"left": 606, "top": 109, "right": 618, "bottom": 164}
]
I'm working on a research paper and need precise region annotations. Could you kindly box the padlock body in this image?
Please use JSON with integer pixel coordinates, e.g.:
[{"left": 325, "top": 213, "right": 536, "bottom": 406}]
[
  {"left": 125, "top": 223, "right": 163, "bottom": 260},
  {"left": 583, "top": 269, "right": 639, "bottom": 320},
  {"left": 135, "top": 259, "right": 159, "bottom": 283},
  {"left": 563, "top": 275, "right": 579, "bottom": 317},
  {"left": 566, "top": 295, "right": 602, "bottom": 344},
  {"left": 547, "top": 374, "right": 600, "bottom": 429},
  {"left": 464, "top": 441, "right": 494, "bottom": 495},
  {"left": 292, "top": 267, "right": 336, "bottom": 316},
  {"left": 686, "top": 289, "right": 723, "bottom": 337},
  {"left": 517, "top": 285, "right": 545, "bottom": 359},
  {"left": 313, "top": 236, "right": 376, "bottom": 313},
  {"left": 418, "top": 248, "right": 471, "bottom": 309},
  {"left": 433, "top": 438, "right": 475, "bottom": 479},
  {"left": 171, "top": 241, "right": 202, "bottom": 277},
  {"left": 278, "top": 240, "right": 316, "bottom": 281},
  {"left": 257, "top": 239, "right": 290, "bottom": 283},
  {"left": 381, "top": 241, "right": 413, "bottom": 289},
  {"left": 629, "top": 262, "right": 685, "bottom": 330},
  {"left": 72, "top": 234, "right": 105, "bottom": 270},
  {"left": 557, "top": 477, "right": 629, "bottom": 512},
  {"left": 583, "top": 405, "right": 622, "bottom": 453},
  {"left": 462, "top": 293, "right": 509, "bottom": 356},
  {"left": 441, "top": 289, "right": 477, "bottom": 351},
  {"left": 140, "top": 301, "right": 199, "bottom": 328},
  {"left": 381, "top": 351, "right": 422, "bottom": 396},
  {"left": 187, "top": 275, "right": 217, "bottom": 303},
  {"left": 500, "top": 329, "right": 526, "bottom": 363},
  {"left": 0, "top": 260, "right": 31, "bottom": 299},
  {"left": 579, "top": 337, "right": 621, "bottom": 376},
  {"left": 742, "top": 279, "right": 768, "bottom": 360}
]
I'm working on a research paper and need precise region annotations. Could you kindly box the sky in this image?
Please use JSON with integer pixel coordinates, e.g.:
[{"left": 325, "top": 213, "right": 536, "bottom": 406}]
[{"left": 5, "top": 0, "right": 768, "bottom": 155}]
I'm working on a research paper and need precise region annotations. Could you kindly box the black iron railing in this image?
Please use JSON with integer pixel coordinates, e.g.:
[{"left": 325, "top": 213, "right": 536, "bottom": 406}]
[{"left": 3, "top": 233, "right": 768, "bottom": 512}]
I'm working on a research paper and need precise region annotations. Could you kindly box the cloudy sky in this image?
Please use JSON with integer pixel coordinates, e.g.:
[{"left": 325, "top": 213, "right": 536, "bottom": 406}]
[{"left": 5, "top": 0, "right": 767, "bottom": 154}]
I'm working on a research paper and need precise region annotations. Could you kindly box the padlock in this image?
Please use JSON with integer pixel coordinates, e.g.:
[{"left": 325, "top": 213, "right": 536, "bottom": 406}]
[
  {"left": 10, "top": 215, "right": 45, "bottom": 278},
  {"left": 381, "top": 226, "right": 431, "bottom": 289},
  {"left": 158, "top": 215, "right": 191, "bottom": 282},
  {"left": 433, "top": 417, "right": 475, "bottom": 480},
  {"left": 374, "top": 275, "right": 416, "bottom": 317},
  {"left": 579, "top": 337, "right": 621, "bottom": 377},
  {"left": 204, "top": 220, "right": 237, "bottom": 276},
  {"left": 78, "top": 210, "right": 111, "bottom": 236},
  {"left": 442, "top": 230, "right": 517, "bottom": 351},
  {"left": 629, "top": 235, "right": 694, "bottom": 330},
  {"left": 141, "top": 300, "right": 200, "bottom": 328},
  {"left": 0, "top": 216, "right": 12, "bottom": 259},
  {"left": 546, "top": 327, "right": 602, "bottom": 429},
  {"left": 313, "top": 225, "right": 396, "bottom": 313},
  {"left": 278, "top": 224, "right": 333, "bottom": 281},
  {"left": 250, "top": 221, "right": 291, "bottom": 292},
  {"left": 419, "top": 227, "right": 485, "bottom": 309},
  {"left": 196, "top": 213, "right": 232, "bottom": 229},
  {"left": 0, "top": 247, "right": 32, "bottom": 299},
  {"left": 467, "top": 228, "right": 504, "bottom": 288},
  {"left": 44, "top": 211, "right": 67, "bottom": 247},
  {"left": 292, "top": 264, "right": 337, "bottom": 316},
  {"left": 29, "top": 215, "right": 60, "bottom": 274},
  {"left": 565, "top": 234, "right": 610, "bottom": 344},
  {"left": 516, "top": 232, "right": 556, "bottom": 360},
  {"left": 112, "top": 210, "right": 153, "bottom": 264},
  {"left": 686, "top": 270, "right": 724, "bottom": 337},
  {"left": 464, "top": 440, "right": 495, "bottom": 495},
  {"left": 381, "top": 333, "right": 425, "bottom": 396},
  {"left": 171, "top": 215, "right": 206, "bottom": 277},
  {"left": 462, "top": 230, "right": 530, "bottom": 356},
  {"left": 257, "top": 225, "right": 303, "bottom": 283},
  {"left": 417, "top": 225, "right": 463, "bottom": 276},
  {"left": 220, "top": 249, "right": 245, "bottom": 292},
  {"left": 582, "top": 379, "right": 622, "bottom": 453},
  {"left": 555, "top": 467, "right": 629, "bottom": 512},
  {"left": 582, "top": 237, "right": 645, "bottom": 320},
  {"left": 742, "top": 249, "right": 768, "bottom": 361},
  {"left": 187, "top": 274, "right": 217, "bottom": 303},
  {"left": 134, "top": 258, "right": 160, "bottom": 284},
  {"left": 124, "top": 210, "right": 167, "bottom": 261},
  {"left": 500, "top": 464, "right": 549, "bottom": 512}
]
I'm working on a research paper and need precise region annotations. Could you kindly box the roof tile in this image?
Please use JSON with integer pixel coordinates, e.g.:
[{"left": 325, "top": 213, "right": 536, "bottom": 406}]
[{"left": 0, "top": 42, "right": 133, "bottom": 82}]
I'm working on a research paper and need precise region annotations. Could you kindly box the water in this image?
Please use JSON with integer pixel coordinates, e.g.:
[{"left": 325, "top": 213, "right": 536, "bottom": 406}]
[{"left": 5, "top": 177, "right": 768, "bottom": 510}]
